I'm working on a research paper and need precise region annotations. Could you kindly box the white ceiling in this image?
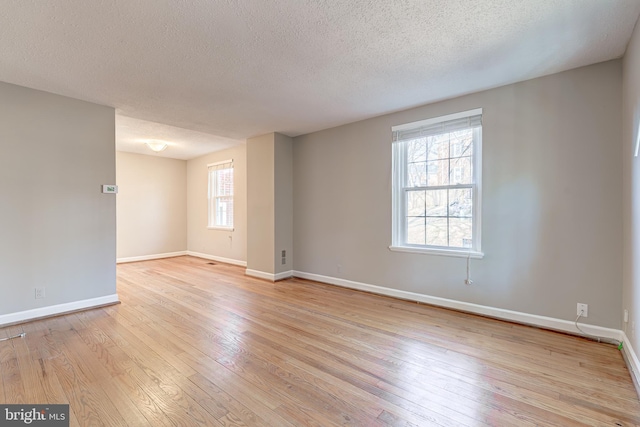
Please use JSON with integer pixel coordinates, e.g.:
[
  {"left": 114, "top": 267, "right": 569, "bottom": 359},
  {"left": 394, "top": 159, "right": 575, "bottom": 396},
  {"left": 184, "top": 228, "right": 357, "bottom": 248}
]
[
  {"left": 116, "top": 116, "right": 241, "bottom": 160},
  {"left": 1, "top": 0, "right": 639, "bottom": 159}
]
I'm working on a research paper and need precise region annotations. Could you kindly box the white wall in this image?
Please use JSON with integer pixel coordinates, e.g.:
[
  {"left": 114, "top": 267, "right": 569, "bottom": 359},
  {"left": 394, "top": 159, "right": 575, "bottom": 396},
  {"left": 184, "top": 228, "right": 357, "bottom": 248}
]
[
  {"left": 293, "top": 60, "right": 622, "bottom": 328},
  {"left": 623, "top": 17, "right": 640, "bottom": 362},
  {"left": 0, "top": 81, "right": 117, "bottom": 317},
  {"left": 187, "top": 144, "right": 247, "bottom": 264},
  {"left": 116, "top": 152, "right": 187, "bottom": 260}
]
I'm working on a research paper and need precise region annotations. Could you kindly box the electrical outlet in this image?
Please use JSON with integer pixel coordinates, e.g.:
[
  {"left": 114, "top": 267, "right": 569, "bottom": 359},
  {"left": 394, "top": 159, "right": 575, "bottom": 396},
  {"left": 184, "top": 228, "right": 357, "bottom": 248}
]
[
  {"left": 35, "top": 287, "right": 45, "bottom": 299},
  {"left": 577, "top": 303, "right": 588, "bottom": 317},
  {"left": 624, "top": 309, "right": 629, "bottom": 323},
  {"left": 337, "top": 264, "right": 342, "bottom": 273}
]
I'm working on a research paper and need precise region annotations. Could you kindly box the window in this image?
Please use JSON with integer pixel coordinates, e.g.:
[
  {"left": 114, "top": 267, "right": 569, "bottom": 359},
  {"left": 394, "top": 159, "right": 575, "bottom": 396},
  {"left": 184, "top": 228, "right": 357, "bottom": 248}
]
[
  {"left": 208, "top": 160, "right": 234, "bottom": 229},
  {"left": 391, "top": 109, "right": 483, "bottom": 258}
]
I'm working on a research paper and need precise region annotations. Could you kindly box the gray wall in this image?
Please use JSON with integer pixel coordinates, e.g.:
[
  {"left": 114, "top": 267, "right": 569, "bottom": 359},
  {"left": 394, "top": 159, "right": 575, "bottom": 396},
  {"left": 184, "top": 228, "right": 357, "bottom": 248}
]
[
  {"left": 0, "top": 82, "right": 116, "bottom": 314},
  {"left": 246, "top": 132, "right": 294, "bottom": 276},
  {"left": 116, "top": 152, "right": 187, "bottom": 259},
  {"left": 293, "top": 60, "right": 622, "bottom": 328},
  {"left": 187, "top": 144, "right": 247, "bottom": 263},
  {"left": 623, "top": 18, "right": 640, "bottom": 352},
  {"left": 247, "top": 134, "right": 275, "bottom": 273},
  {"left": 274, "top": 133, "right": 293, "bottom": 274}
]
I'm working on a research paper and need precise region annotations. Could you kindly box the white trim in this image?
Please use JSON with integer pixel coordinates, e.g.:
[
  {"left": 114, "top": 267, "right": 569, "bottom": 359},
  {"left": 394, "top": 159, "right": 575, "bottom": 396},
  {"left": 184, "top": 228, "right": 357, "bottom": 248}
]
[
  {"left": 0, "top": 294, "right": 120, "bottom": 327},
  {"left": 275, "top": 270, "right": 294, "bottom": 281},
  {"left": 622, "top": 332, "right": 640, "bottom": 395},
  {"left": 117, "top": 251, "right": 187, "bottom": 264},
  {"left": 245, "top": 269, "right": 275, "bottom": 281},
  {"left": 187, "top": 251, "right": 247, "bottom": 267},
  {"left": 635, "top": 122, "right": 640, "bottom": 157},
  {"left": 207, "top": 226, "right": 234, "bottom": 231},
  {"left": 245, "top": 269, "right": 293, "bottom": 282},
  {"left": 292, "top": 270, "right": 621, "bottom": 341},
  {"left": 474, "top": 126, "right": 483, "bottom": 251},
  {"left": 207, "top": 159, "right": 233, "bottom": 168},
  {"left": 392, "top": 108, "right": 483, "bottom": 132},
  {"left": 389, "top": 246, "right": 484, "bottom": 259}
]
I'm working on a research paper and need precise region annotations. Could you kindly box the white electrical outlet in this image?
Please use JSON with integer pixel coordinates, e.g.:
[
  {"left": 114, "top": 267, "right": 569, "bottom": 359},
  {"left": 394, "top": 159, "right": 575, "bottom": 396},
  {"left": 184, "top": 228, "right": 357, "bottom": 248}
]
[
  {"left": 624, "top": 309, "right": 629, "bottom": 323},
  {"left": 577, "top": 303, "right": 588, "bottom": 317},
  {"left": 35, "top": 287, "right": 45, "bottom": 299}
]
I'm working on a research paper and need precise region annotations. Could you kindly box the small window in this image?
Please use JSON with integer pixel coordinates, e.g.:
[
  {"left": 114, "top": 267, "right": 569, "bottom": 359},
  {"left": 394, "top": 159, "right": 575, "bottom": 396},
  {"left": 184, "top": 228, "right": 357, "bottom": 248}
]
[
  {"left": 391, "top": 109, "right": 482, "bottom": 258},
  {"left": 208, "top": 160, "right": 234, "bottom": 229}
]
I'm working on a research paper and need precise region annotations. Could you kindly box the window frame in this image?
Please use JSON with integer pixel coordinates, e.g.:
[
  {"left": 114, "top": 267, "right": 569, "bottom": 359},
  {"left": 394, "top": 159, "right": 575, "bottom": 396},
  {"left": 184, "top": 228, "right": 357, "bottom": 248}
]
[
  {"left": 390, "top": 109, "right": 483, "bottom": 259},
  {"left": 207, "top": 159, "right": 234, "bottom": 231}
]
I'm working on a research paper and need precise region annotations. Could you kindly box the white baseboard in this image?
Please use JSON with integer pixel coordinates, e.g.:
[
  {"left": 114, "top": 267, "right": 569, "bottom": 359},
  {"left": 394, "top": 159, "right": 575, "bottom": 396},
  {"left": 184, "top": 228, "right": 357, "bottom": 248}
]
[
  {"left": 275, "top": 270, "right": 294, "bottom": 281},
  {"left": 245, "top": 269, "right": 274, "bottom": 281},
  {"left": 292, "top": 270, "right": 622, "bottom": 342},
  {"left": 621, "top": 332, "right": 640, "bottom": 395},
  {"left": 187, "top": 251, "right": 247, "bottom": 267},
  {"left": 117, "top": 251, "right": 187, "bottom": 263},
  {"left": 245, "top": 269, "right": 293, "bottom": 282},
  {"left": 0, "top": 294, "right": 120, "bottom": 327}
]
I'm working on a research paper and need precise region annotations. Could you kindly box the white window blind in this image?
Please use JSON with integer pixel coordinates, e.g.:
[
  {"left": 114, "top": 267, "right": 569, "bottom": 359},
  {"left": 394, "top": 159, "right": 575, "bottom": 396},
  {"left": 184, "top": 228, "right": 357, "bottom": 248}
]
[
  {"left": 393, "top": 114, "right": 482, "bottom": 142},
  {"left": 208, "top": 160, "right": 234, "bottom": 229}
]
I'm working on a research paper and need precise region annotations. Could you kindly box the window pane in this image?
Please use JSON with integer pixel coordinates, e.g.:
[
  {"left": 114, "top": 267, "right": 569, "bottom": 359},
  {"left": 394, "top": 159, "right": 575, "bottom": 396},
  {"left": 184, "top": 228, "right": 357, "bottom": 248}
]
[
  {"left": 407, "top": 162, "right": 427, "bottom": 187},
  {"left": 407, "top": 190, "right": 426, "bottom": 216},
  {"left": 216, "top": 168, "right": 233, "bottom": 196},
  {"left": 450, "top": 129, "right": 473, "bottom": 157},
  {"left": 425, "top": 189, "right": 447, "bottom": 216},
  {"left": 427, "top": 159, "right": 449, "bottom": 186},
  {"left": 407, "top": 217, "right": 425, "bottom": 245},
  {"left": 449, "top": 188, "right": 473, "bottom": 218},
  {"left": 449, "top": 218, "right": 472, "bottom": 248},
  {"left": 208, "top": 163, "right": 234, "bottom": 228},
  {"left": 216, "top": 196, "right": 234, "bottom": 227},
  {"left": 407, "top": 138, "right": 426, "bottom": 163},
  {"left": 427, "top": 134, "right": 449, "bottom": 161},
  {"left": 449, "top": 156, "right": 472, "bottom": 185},
  {"left": 426, "top": 217, "right": 448, "bottom": 246}
]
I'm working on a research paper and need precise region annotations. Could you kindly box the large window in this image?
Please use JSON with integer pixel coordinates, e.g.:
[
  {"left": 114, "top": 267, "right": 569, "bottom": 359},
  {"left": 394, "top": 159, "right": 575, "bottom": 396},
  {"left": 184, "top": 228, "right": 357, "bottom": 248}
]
[
  {"left": 208, "top": 160, "right": 234, "bottom": 229},
  {"left": 391, "top": 109, "right": 482, "bottom": 258}
]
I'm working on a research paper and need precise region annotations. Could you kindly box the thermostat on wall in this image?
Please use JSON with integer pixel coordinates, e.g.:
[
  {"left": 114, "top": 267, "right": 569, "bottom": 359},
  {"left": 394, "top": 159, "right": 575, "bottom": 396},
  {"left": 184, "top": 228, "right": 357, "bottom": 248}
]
[{"left": 102, "top": 185, "right": 118, "bottom": 194}]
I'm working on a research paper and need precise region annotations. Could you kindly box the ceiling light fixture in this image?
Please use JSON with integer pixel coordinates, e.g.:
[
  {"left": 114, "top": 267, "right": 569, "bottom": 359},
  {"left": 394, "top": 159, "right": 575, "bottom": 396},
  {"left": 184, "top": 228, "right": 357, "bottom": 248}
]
[{"left": 145, "top": 141, "right": 168, "bottom": 153}]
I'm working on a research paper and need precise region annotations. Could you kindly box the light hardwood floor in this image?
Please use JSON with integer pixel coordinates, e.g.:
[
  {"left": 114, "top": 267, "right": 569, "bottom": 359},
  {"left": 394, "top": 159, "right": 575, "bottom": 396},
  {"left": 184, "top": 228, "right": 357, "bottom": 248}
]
[{"left": 1, "top": 255, "right": 639, "bottom": 426}]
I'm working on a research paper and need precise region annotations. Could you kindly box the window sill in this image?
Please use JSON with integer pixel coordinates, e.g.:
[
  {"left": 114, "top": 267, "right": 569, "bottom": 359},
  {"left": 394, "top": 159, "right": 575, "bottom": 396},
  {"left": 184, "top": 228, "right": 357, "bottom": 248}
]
[
  {"left": 207, "top": 226, "right": 234, "bottom": 231},
  {"left": 389, "top": 245, "right": 484, "bottom": 259}
]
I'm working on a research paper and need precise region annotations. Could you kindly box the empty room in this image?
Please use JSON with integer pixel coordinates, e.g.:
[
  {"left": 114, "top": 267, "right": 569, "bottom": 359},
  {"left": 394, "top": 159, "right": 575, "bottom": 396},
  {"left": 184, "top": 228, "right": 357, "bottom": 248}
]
[{"left": 2, "top": 1, "right": 640, "bottom": 425}]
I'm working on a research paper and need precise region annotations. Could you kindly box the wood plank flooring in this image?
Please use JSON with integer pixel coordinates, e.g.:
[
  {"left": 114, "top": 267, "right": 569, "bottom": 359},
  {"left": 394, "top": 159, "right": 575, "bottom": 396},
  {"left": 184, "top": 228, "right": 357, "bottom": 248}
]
[{"left": 1, "top": 255, "right": 639, "bottom": 426}]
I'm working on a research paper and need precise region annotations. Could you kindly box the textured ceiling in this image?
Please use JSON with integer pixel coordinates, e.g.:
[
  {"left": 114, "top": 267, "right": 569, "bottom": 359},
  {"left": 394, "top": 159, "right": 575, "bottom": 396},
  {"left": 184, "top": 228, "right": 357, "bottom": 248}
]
[
  {"left": 1, "top": 0, "right": 639, "bottom": 159},
  {"left": 116, "top": 116, "right": 242, "bottom": 160}
]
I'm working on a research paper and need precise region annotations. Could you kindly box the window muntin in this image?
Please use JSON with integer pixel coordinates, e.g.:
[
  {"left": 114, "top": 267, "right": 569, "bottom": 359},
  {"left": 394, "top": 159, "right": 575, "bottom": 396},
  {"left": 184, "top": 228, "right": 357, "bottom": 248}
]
[
  {"left": 392, "top": 109, "right": 482, "bottom": 256},
  {"left": 208, "top": 160, "right": 234, "bottom": 229}
]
